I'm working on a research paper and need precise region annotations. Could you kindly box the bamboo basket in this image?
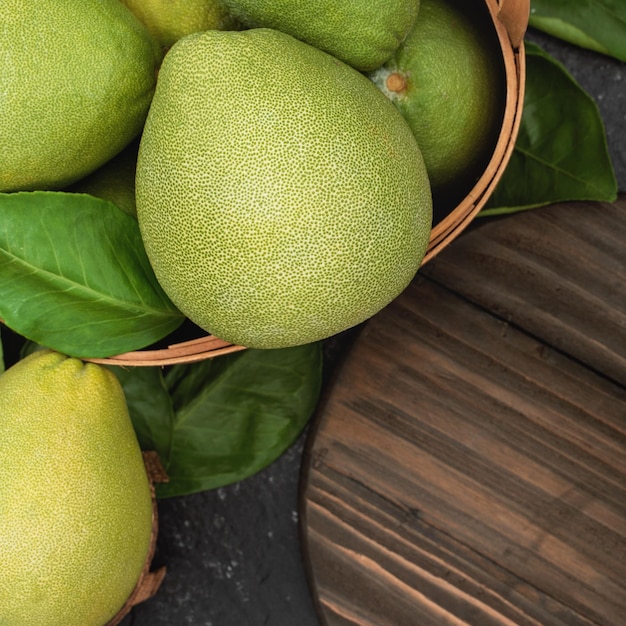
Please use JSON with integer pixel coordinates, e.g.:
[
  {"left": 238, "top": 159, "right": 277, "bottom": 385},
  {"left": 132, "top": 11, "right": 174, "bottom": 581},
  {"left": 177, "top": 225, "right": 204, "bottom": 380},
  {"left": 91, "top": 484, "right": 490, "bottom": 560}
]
[{"left": 90, "top": 0, "right": 529, "bottom": 368}]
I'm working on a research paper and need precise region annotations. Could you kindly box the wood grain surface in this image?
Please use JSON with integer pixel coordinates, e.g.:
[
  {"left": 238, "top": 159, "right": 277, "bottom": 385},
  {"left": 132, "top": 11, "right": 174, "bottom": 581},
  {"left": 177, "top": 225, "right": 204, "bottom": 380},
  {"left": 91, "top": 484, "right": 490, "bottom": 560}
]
[{"left": 300, "top": 197, "right": 626, "bottom": 626}]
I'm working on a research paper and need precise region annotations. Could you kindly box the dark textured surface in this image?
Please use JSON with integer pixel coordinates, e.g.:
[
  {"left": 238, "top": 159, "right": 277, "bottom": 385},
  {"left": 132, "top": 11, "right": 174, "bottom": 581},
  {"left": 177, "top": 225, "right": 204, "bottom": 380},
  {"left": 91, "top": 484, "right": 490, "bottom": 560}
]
[
  {"left": 124, "top": 27, "right": 626, "bottom": 626},
  {"left": 126, "top": 439, "right": 320, "bottom": 626}
]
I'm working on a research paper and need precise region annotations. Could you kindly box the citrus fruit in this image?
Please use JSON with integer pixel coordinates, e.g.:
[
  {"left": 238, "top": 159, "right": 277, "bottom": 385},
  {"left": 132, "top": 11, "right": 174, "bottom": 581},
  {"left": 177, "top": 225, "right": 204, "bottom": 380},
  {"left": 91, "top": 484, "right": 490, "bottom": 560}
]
[
  {"left": 67, "top": 139, "right": 140, "bottom": 217},
  {"left": 219, "top": 0, "right": 420, "bottom": 71},
  {"left": 136, "top": 28, "right": 432, "bottom": 349},
  {"left": 368, "top": 0, "right": 505, "bottom": 210},
  {"left": 0, "top": 350, "right": 153, "bottom": 626},
  {"left": 120, "top": 0, "right": 240, "bottom": 50},
  {"left": 0, "top": 0, "right": 162, "bottom": 193}
]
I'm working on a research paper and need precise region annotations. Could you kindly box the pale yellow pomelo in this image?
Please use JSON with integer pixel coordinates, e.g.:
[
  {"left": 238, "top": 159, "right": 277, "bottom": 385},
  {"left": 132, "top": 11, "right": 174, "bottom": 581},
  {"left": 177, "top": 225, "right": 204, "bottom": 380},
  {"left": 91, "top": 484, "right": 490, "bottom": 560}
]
[
  {"left": 121, "top": 0, "right": 240, "bottom": 50},
  {"left": 0, "top": 0, "right": 162, "bottom": 192},
  {"left": 136, "top": 28, "right": 432, "bottom": 349},
  {"left": 219, "top": 0, "right": 420, "bottom": 71},
  {"left": 369, "top": 0, "right": 505, "bottom": 211},
  {"left": 0, "top": 350, "right": 153, "bottom": 626}
]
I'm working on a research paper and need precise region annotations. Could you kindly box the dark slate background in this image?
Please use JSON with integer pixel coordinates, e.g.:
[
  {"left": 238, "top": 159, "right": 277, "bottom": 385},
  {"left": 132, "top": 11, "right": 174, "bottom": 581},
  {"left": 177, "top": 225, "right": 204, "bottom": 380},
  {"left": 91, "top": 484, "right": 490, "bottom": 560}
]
[{"left": 122, "top": 27, "right": 626, "bottom": 626}]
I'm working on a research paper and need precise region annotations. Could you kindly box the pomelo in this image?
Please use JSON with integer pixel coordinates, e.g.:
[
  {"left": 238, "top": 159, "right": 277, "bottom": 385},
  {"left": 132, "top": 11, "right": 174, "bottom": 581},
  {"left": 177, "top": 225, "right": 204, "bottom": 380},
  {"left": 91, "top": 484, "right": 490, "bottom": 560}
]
[
  {"left": 368, "top": 0, "right": 505, "bottom": 212},
  {"left": 0, "top": 350, "right": 153, "bottom": 625},
  {"left": 136, "top": 28, "right": 432, "bottom": 349},
  {"left": 120, "top": 0, "right": 240, "bottom": 50},
  {"left": 67, "top": 139, "right": 140, "bottom": 218},
  {"left": 219, "top": 0, "right": 420, "bottom": 71},
  {"left": 0, "top": 0, "right": 162, "bottom": 192}
]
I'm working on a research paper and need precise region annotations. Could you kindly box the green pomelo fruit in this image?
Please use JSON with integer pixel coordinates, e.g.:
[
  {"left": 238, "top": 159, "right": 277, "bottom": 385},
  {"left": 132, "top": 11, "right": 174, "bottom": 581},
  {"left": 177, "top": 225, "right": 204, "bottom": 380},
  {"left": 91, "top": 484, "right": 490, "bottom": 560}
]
[
  {"left": 0, "top": 350, "right": 153, "bottom": 626},
  {"left": 219, "top": 0, "right": 420, "bottom": 71},
  {"left": 67, "top": 139, "right": 140, "bottom": 217},
  {"left": 0, "top": 0, "right": 162, "bottom": 193},
  {"left": 121, "top": 0, "right": 240, "bottom": 50},
  {"left": 137, "top": 28, "right": 432, "bottom": 350},
  {"left": 369, "top": 0, "right": 505, "bottom": 212}
]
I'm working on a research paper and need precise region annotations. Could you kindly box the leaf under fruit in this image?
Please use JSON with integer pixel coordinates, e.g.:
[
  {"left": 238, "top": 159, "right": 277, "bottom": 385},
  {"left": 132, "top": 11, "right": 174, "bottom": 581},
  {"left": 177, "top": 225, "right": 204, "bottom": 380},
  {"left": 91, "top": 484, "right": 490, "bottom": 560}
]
[
  {"left": 0, "top": 191, "right": 184, "bottom": 358},
  {"left": 111, "top": 343, "right": 323, "bottom": 498}
]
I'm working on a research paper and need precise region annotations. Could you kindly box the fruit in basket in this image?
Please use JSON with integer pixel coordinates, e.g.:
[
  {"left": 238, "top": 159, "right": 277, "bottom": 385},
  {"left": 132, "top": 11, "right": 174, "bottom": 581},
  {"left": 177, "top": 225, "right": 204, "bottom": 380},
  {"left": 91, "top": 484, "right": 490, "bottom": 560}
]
[
  {"left": 219, "top": 0, "right": 420, "bottom": 71},
  {"left": 0, "top": 350, "right": 153, "bottom": 626},
  {"left": 368, "top": 0, "right": 505, "bottom": 209},
  {"left": 0, "top": 0, "right": 162, "bottom": 193},
  {"left": 136, "top": 28, "right": 432, "bottom": 350},
  {"left": 120, "top": 0, "right": 240, "bottom": 50},
  {"left": 67, "top": 139, "right": 140, "bottom": 217}
]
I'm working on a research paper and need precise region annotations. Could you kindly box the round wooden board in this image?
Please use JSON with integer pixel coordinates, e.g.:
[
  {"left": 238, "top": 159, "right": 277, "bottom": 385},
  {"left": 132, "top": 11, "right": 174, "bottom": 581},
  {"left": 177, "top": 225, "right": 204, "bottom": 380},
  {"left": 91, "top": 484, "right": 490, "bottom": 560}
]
[{"left": 300, "top": 197, "right": 626, "bottom": 626}]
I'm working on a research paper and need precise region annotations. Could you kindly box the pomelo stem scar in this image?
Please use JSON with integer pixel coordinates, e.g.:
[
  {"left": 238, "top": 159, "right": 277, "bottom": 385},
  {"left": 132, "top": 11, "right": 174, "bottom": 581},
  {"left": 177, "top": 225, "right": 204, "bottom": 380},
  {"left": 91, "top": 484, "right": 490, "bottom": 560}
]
[{"left": 386, "top": 72, "right": 408, "bottom": 95}]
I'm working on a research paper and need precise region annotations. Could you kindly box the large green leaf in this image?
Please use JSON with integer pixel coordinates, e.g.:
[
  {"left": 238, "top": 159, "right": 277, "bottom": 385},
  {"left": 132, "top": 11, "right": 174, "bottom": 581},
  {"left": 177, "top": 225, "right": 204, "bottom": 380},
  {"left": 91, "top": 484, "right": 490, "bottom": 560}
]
[
  {"left": 109, "top": 364, "right": 175, "bottom": 458},
  {"left": 0, "top": 191, "right": 184, "bottom": 357},
  {"left": 111, "top": 343, "right": 323, "bottom": 497},
  {"left": 529, "top": 0, "right": 626, "bottom": 62},
  {"left": 482, "top": 41, "right": 617, "bottom": 215}
]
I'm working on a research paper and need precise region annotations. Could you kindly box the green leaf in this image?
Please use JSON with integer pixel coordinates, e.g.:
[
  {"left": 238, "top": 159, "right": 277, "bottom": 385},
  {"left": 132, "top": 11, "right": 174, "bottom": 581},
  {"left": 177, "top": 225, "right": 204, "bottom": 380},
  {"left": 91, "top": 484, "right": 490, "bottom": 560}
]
[
  {"left": 482, "top": 41, "right": 617, "bottom": 216},
  {"left": 112, "top": 343, "right": 323, "bottom": 498},
  {"left": 529, "top": 0, "right": 626, "bottom": 62},
  {"left": 108, "top": 364, "right": 176, "bottom": 457},
  {"left": 0, "top": 191, "right": 185, "bottom": 357}
]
